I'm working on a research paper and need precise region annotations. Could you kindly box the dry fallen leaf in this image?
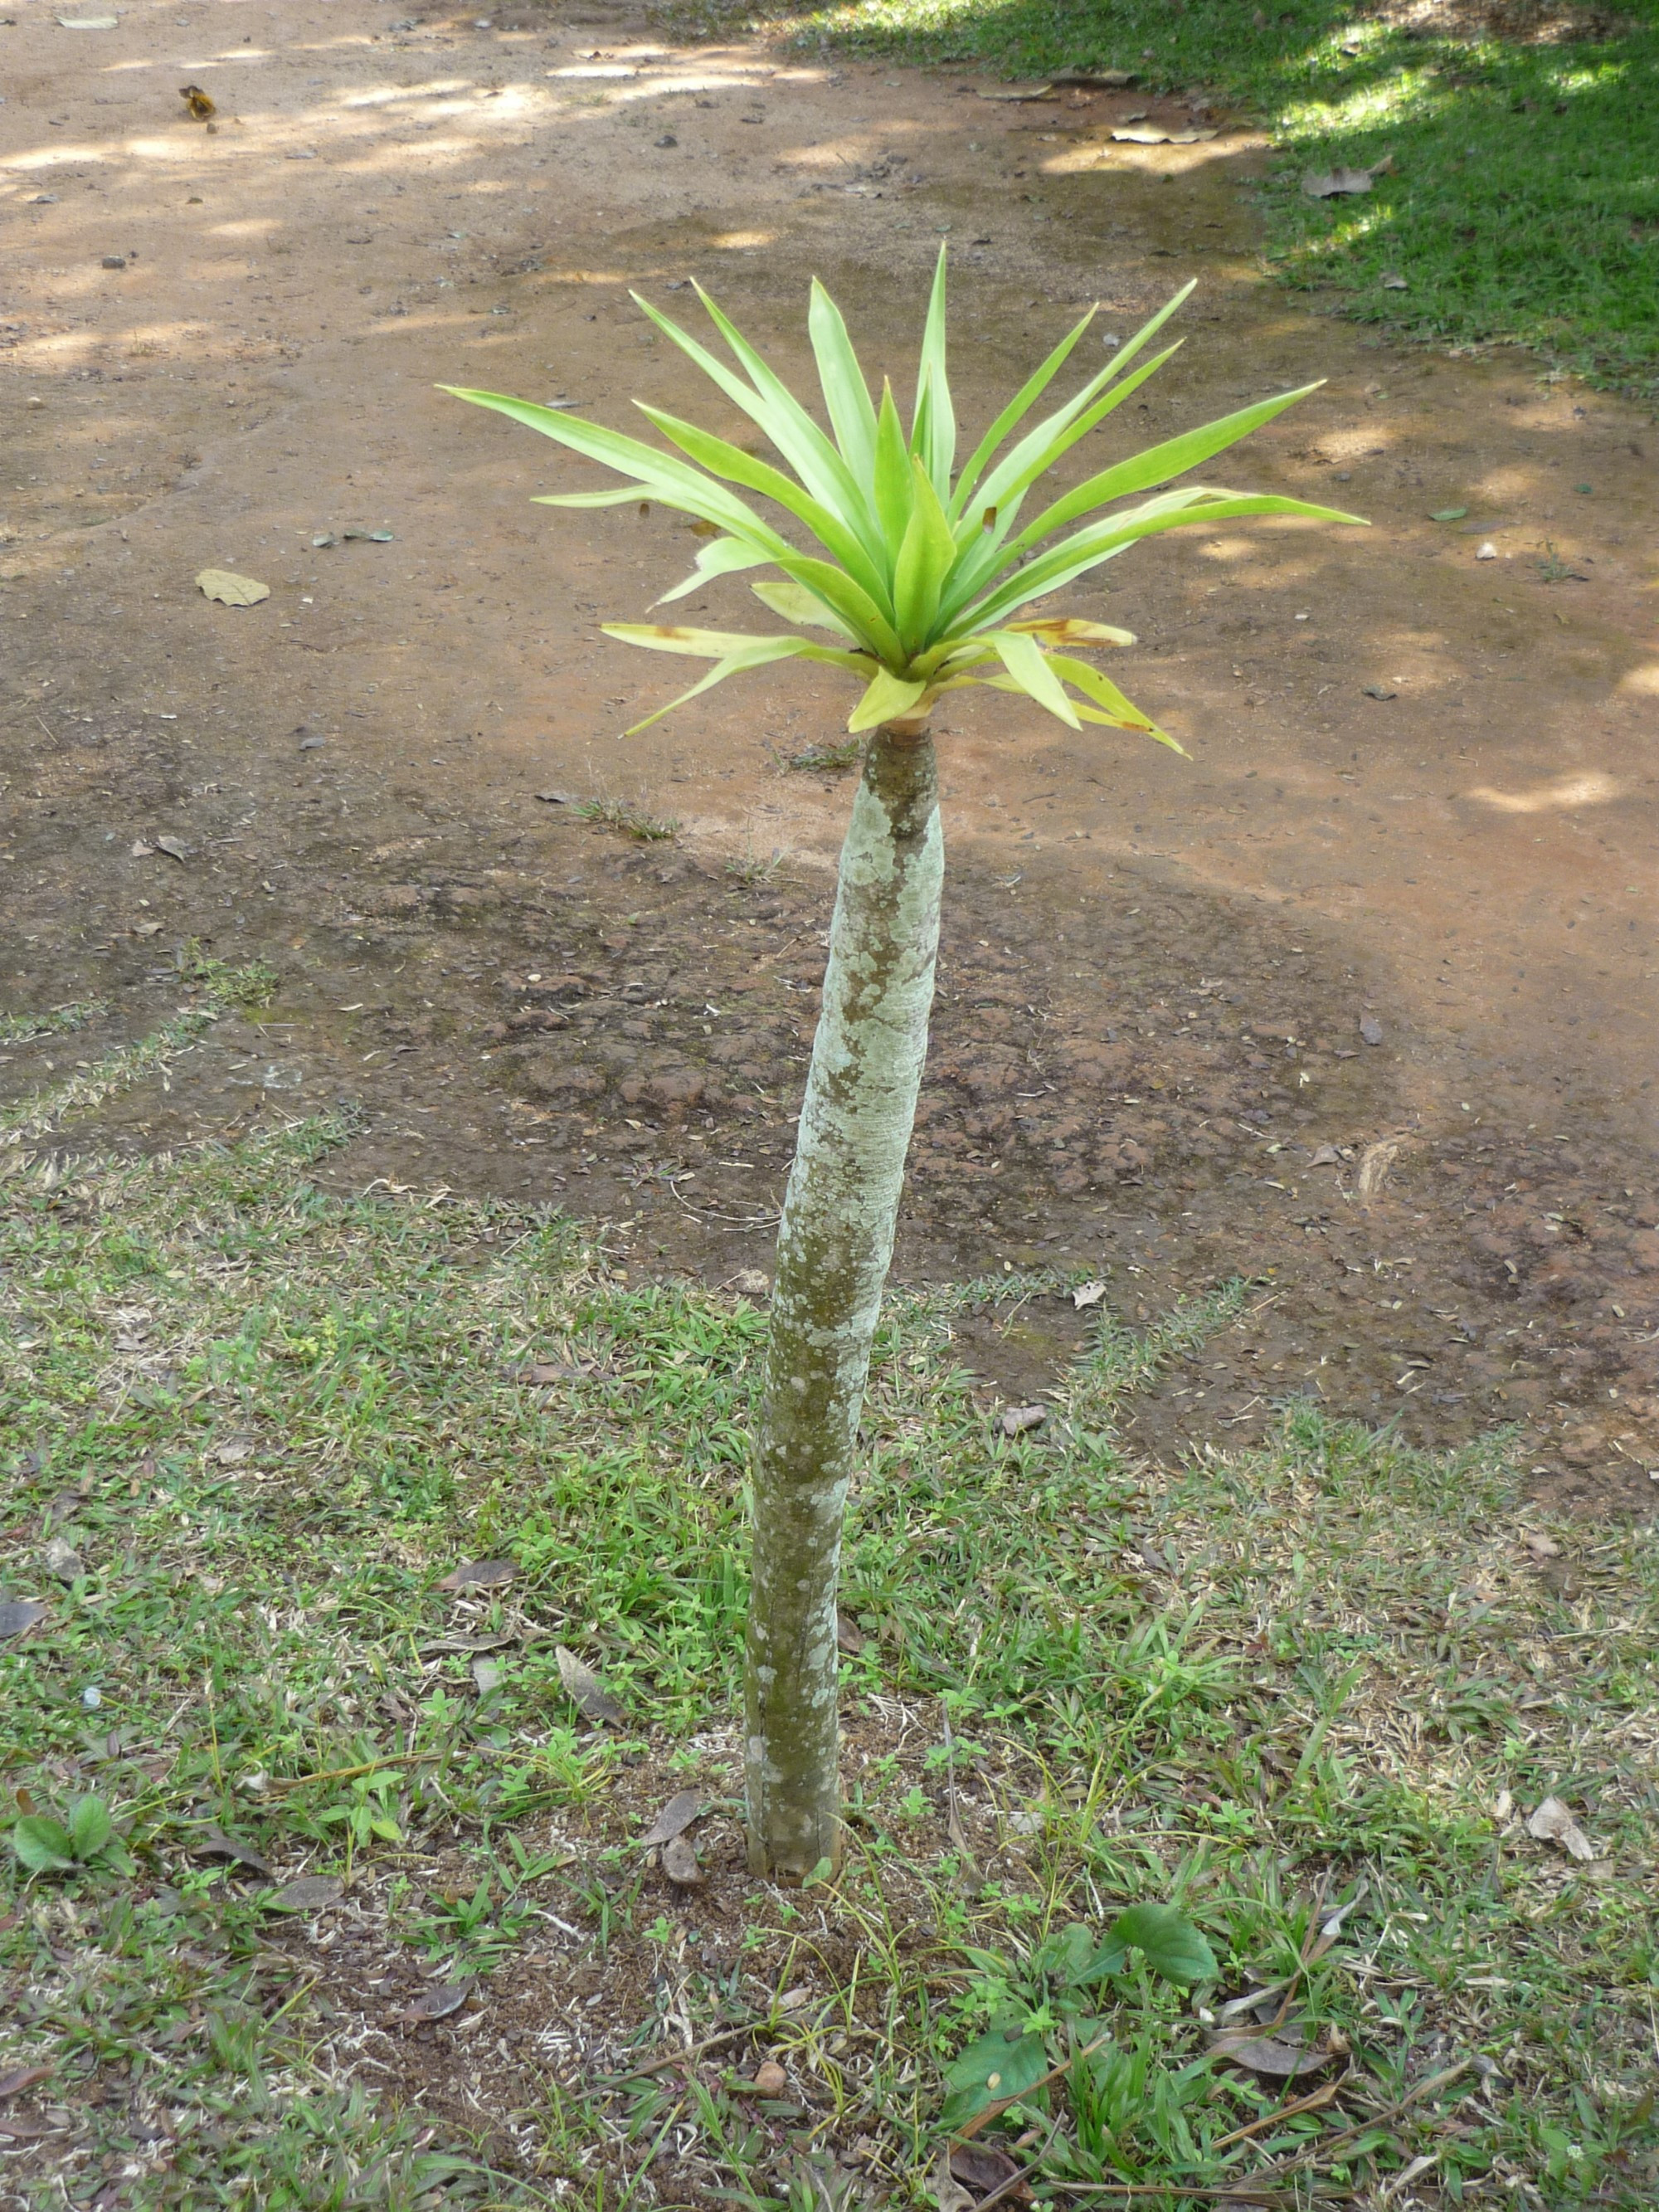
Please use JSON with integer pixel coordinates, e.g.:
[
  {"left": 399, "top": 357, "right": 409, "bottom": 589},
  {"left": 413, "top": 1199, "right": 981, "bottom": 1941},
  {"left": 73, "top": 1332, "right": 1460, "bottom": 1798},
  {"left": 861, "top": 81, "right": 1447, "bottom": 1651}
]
[
  {"left": 1308, "top": 1144, "right": 1342, "bottom": 1167},
  {"left": 932, "top": 2147, "right": 976, "bottom": 2212},
  {"left": 976, "top": 82, "right": 1054, "bottom": 102},
  {"left": 196, "top": 568, "right": 270, "bottom": 607},
  {"left": 950, "top": 2144, "right": 1026, "bottom": 2203},
  {"left": 1072, "top": 1280, "right": 1107, "bottom": 1310},
  {"left": 1208, "top": 2028, "right": 1329, "bottom": 2078},
  {"left": 639, "top": 1790, "right": 703, "bottom": 1848},
  {"left": 0, "top": 2064, "right": 53, "bottom": 2101},
  {"left": 1526, "top": 1795, "right": 1598, "bottom": 1862},
  {"left": 470, "top": 1656, "right": 504, "bottom": 1696},
  {"left": 835, "top": 1608, "right": 865, "bottom": 1654},
  {"left": 43, "top": 1537, "right": 84, "bottom": 1583},
  {"left": 1000, "top": 1404, "right": 1047, "bottom": 1438},
  {"left": 660, "top": 1832, "right": 703, "bottom": 1885},
  {"left": 0, "top": 1600, "right": 49, "bottom": 1639},
  {"left": 268, "top": 1873, "right": 344, "bottom": 1912},
  {"left": 556, "top": 1644, "right": 622, "bottom": 1724},
  {"left": 153, "top": 835, "right": 190, "bottom": 863},
  {"left": 401, "top": 1977, "right": 474, "bottom": 2023},
  {"left": 751, "top": 2059, "right": 789, "bottom": 2097},
  {"left": 436, "top": 1558, "right": 516, "bottom": 1592},
  {"left": 190, "top": 1826, "right": 273, "bottom": 1878},
  {"left": 1359, "top": 1014, "right": 1384, "bottom": 1046},
  {"left": 1380, "top": 272, "right": 1409, "bottom": 290}
]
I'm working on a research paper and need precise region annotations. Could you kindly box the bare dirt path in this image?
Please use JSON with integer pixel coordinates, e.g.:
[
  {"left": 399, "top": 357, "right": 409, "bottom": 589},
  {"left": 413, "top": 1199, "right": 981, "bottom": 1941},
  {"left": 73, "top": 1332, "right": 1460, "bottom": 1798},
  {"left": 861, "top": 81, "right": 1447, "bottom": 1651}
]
[{"left": 3, "top": 0, "right": 1657, "bottom": 1509}]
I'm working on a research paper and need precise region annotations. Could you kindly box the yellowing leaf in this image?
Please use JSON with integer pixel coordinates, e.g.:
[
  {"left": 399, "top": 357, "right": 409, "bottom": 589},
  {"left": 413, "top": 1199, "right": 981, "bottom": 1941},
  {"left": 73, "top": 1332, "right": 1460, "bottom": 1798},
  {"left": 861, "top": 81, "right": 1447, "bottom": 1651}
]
[
  {"left": 1007, "top": 616, "right": 1136, "bottom": 648},
  {"left": 196, "top": 568, "right": 270, "bottom": 607},
  {"left": 849, "top": 667, "right": 927, "bottom": 732}
]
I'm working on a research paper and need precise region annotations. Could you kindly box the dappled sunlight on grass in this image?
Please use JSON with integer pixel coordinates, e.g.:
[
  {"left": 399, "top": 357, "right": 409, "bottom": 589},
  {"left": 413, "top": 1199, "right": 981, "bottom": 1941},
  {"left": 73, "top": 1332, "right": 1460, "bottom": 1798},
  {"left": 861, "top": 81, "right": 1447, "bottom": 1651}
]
[{"left": 732, "top": 0, "right": 1659, "bottom": 392}]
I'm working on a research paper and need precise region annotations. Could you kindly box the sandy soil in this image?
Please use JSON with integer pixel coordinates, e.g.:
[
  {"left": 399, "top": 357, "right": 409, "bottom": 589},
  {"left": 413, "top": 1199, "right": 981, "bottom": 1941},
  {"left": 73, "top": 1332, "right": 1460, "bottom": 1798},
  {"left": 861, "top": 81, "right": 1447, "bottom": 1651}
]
[{"left": 3, "top": 0, "right": 1658, "bottom": 1511}]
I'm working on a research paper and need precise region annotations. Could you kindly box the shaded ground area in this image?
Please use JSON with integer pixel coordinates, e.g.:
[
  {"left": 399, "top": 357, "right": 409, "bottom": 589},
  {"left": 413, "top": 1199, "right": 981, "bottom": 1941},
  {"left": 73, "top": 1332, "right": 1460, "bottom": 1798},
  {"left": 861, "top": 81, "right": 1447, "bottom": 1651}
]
[{"left": 2, "top": 0, "right": 1657, "bottom": 1519}]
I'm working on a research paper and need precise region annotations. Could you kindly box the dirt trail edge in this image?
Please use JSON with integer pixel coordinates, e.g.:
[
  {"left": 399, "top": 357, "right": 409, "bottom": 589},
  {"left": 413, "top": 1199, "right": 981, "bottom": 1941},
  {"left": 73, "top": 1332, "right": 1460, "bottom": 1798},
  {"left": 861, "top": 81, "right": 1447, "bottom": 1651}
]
[{"left": 2, "top": 2, "right": 1657, "bottom": 1512}]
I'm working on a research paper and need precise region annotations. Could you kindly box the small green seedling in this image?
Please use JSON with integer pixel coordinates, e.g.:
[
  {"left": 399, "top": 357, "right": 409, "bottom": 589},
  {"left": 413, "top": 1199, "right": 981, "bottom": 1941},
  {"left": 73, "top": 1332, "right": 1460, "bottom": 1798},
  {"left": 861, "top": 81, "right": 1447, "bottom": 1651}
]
[{"left": 11, "top": 1793, "right": 129, "bottom": 1879}]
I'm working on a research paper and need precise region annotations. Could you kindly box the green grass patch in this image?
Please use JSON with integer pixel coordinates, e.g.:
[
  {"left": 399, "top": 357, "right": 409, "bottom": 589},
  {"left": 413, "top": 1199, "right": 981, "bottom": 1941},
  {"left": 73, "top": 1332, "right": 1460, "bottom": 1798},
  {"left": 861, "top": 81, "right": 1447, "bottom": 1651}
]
[
  {"left": 2, "top": 1115, "right": 1657, "bottom": 2204},
  {"left": 693, "top": 0, "right": 1659, "bottom": 396}
]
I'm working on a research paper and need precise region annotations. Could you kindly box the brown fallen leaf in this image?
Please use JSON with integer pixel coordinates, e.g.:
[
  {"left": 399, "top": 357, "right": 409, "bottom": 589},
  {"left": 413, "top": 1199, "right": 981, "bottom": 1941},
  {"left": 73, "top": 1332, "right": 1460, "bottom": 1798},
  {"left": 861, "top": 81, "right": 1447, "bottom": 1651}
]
[
  {"left": 43, "top": 1537, "right": 84, "bottom": 1582},
  {"left": 268, "top": 1873, "right": 344, "bottom": 1912},
  {"left": 556, "top": 1644, "right": 622, "bottom": 1724},
  {"left": 153, "top": 835, "right": 190, "bottom": 864},
  {"left": 1000, "top": 1404, "right": 1047, "bottom": 1438},
  {"left": 190, "top": 1826, "right": 273, "bottom": 1878},
  {"left": 1052, "top": 68, "right": 1136, "bottom": 88},
  {"left": 950, "top": 2144, "right": 1027, "bottom": 2203},
  {"left": 512, "top": 1359, "right": 582, "bottom": 1385},
  {"left": 640, "top": 1791, "right": 703, "bottom": 1848},
  {"left": 437, "top": 1558, "right": 516, "bottom": 1593},
  {"left": 835, "top": 1609, "right": 865, "bottom": 1654},
  {"left": 660, "top": 1832, "right": 703, "bottom": 1885},
  {"left": 976, "top": 81, "right": 1054, "bottom": 102},
  {"left": 1308, "top": 1144, "right": 1343, "bottom": 1167},
  {"left": 0, "top": 2065, "right": 52, "bottom": 2101},
  {"left": 0, "top": 1600, "right": 49, "bottom": 1639},
  {"left": 1208, "top": 2027, "right": 1330, "bottom": 2078},
  {"left": 932, "top": 2147, "right": 975, "bottom": 2212},
  {"left": 195, "top": 567, "right": 270, "bottom": 607},
  {"left": 400, "top": 1977, "right": 474, "bottom": 2024},
  {"left": 1525, "top": 1795, "right": 1598, "bottom": 1862}
]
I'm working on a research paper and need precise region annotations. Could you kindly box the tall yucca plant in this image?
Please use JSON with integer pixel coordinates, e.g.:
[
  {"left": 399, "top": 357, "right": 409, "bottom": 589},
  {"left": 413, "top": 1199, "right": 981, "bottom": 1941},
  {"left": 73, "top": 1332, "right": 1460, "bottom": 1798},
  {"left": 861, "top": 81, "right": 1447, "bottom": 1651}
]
[{"left": 445, "top": 257, "right": 1363, "bottom": 1881}]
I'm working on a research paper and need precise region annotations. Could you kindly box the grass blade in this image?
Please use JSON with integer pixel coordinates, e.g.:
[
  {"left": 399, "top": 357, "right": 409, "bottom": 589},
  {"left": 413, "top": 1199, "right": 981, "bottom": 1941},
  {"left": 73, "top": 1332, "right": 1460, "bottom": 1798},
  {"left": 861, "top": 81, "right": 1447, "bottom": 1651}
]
[
  {"left": 685, "top": 285, "right": 886, "bottom": 555},
  {"left": 752, "top": 580, "right": 859, "bottom": 636},
  {"left": 637, "top": 402, "right": 892, "bottom": 607},
  {"left": 808, "top": 279, "right": 878, "bottom": 480},
  {"left": 911, "top": 246, "right": 956, "bottom": 495},
  {"left": 968, "top": 491, "right": 1369, "bottom": 628},
  {"left": 873, "top": 382, "right": 916, "bottom": 557},
  {"left": 893, "top": 460, "right": 959, "bottom": 653},
  {"left": 986, "top": 629, "right": 1082, "bottom": 728},
  {"left": 949, "top": 305, "right": 1099, "bottom": 518},
  {"left": 1010, "top": 384, "right": 1325, "bottom": 552},
  {"left": 654, "top": 538, "right": 775, "bottom": 605},
  {"left": 444, "top": 386, "right": 792, "bottom": 555}
]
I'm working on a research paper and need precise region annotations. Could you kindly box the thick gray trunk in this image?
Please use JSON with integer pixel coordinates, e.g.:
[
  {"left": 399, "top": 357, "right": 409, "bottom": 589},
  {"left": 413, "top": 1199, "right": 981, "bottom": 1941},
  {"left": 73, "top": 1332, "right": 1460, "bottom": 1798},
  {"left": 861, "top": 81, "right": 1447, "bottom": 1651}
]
[{"left": 744, "top": 723, "right": 942, "bottom": 1879}]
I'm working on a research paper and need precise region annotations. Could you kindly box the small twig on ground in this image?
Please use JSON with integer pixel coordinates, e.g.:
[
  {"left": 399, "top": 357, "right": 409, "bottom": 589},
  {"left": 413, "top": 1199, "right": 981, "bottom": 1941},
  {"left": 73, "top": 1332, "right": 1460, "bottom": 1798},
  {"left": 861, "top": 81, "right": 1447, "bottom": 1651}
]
[{"left": 606, "top": 2017, "right": 776, "bottom": 2080}]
